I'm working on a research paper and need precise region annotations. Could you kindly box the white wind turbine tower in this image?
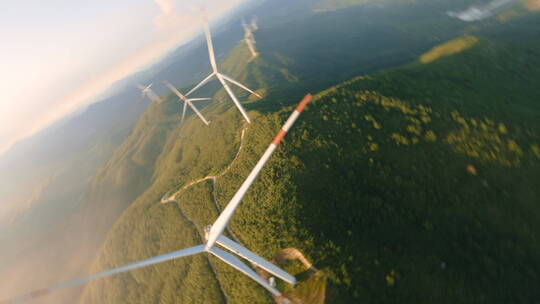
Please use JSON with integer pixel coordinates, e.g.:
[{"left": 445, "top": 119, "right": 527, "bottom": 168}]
[
  {"left": 138, "top": 83, "right": 163, "bottom": 104},
  {"left": 2, "top": 94, "right": 313, "bottom": 304},
  {"left": 185, "top": 15, "right": 262, "bottom": 124},
  {"left": 164, "top": 80, "right": 211, "bottom": 126},
  {"left": 242, "top": 18, "right": 259, "bottom": 61}
]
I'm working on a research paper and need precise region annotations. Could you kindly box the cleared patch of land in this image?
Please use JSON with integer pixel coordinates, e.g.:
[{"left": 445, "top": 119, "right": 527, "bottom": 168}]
[{"left": 419, "top": 35, "right": 479, "bottom": 64}]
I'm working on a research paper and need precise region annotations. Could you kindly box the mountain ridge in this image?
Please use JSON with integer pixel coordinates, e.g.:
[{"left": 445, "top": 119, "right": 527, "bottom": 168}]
[{"left": 81, "top": 8, "right": 540, "bottom": 303}]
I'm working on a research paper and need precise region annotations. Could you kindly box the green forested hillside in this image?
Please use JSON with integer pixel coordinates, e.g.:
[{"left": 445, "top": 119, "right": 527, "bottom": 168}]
[
  {"left": 281, "top": 45, "right": 540, "bottom": 304},
  {"left": 217, "top": 26, "right": 540, "bottom": 304},
  {"left": 72, "top": 0, "right": 476, "bottom": 278},
  {"left": 80, "top": 10, "right": 540, "bottom": 304},
  {"left": 72, "top": 29, "right": 302, "bottom": 273},
  {"left": 66, "top": 97, "right": 189, "bottom": 284}
]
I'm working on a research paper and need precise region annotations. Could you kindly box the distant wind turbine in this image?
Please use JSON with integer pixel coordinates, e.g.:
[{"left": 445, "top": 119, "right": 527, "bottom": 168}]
[
  {"left": 164, "top": 80, "right": 211, "bottom": 126},
  {"left": 138, "top": 83, "right": 162, "bottom": 104},
  {"left": 242, "top": 18, "right": 259, "bottom": 61},
  {"left": 185, "top": 15, "right": 262, "bottom": 124},
  {"left": 1, "top": 94, "right": 313, "bottom": 304}
]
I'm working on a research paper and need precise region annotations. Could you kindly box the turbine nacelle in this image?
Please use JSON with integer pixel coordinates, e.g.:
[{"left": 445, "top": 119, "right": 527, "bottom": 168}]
[
  {"left": 138, "top": 83, "right": 162, "bottom": 104},
  {"left": 141, "top": 83, "right": 153, "bottom": 92}
]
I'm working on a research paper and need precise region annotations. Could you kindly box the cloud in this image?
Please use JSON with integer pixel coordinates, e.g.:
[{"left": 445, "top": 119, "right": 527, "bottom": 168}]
[
  {"left": 154, "top": 0, "right": 190, "bottom": 30},
  {"left": 448, "top": 0, "right": 518, "bottom": 21}
]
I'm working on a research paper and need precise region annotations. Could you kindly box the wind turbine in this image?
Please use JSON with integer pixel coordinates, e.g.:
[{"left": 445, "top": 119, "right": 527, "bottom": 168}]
[
  {"left": 1, "top": 94, "right": 312, "bottom": 304},
  {"left": 185, "top": 16, "right": 262, "bottom": 124},
  {"left": 242, "top": 18, "right": 259, "bottom": 60},
  {"left": 164, "top": 80, "right": 211, "bottom": 126},
  {"left": 138, "top": 83, "right": 162, "bottom": 104}
]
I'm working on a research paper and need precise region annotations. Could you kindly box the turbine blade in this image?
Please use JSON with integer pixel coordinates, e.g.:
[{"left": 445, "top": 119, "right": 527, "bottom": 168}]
[
  {"left": 188, "top": 98, "right": 212, "bottom": 102},
  {"left": 181, "top": 102, "right": 187, "bottom": 125},
  {"left": 202, "top": 17, "right": 219, "bottom": 73},
  {"left": 205, "top": 94, "right": 313, "bottom": 249},
  {"left": 217, "top": 74, "right": 251, "bottom": 123},
  {"left": 164, "top": 80, "right": 210, "bottom": 126},
  {"left": 2, "top": 246, "right": 205, "bottom": 303},
  {"left": 216, "top": 235, "right": 296, "bottom": 285},
  {"left": 147, "top": 90, "right": 162, "bottom": 104},
  {"left": 208, "top": 247, "right": 283, "bottom": 297},
  {"left": 165, "top": 81, "right": 210, "bottom": 125},
  {"left": 186, "top": 72, "right": 216, "bottom": 97},
  {"left": 220, "top": 73, "right": 262, "bottom": 99},
  {"left": 164, "top": 81, "right": 186, "bottom": 100},
  {"left": 186, "top": 101, "right": 210, "bottom": 126}
]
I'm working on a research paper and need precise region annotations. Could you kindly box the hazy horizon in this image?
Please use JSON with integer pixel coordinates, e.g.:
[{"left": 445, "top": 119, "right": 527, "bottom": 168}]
[{"left": 0, "top": 0, "right": 247, "bottom": 157}]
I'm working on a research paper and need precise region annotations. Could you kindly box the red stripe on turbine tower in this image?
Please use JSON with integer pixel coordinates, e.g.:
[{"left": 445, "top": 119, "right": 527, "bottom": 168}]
[
  {"left": 296, "top": 93, "right": 312, "bottom": 113},
  {"left": 272, "top": 130, "right": 288, "bottom": 146},
  {"left": 271, "top": 94, "right": 313, "bottom": 146}
]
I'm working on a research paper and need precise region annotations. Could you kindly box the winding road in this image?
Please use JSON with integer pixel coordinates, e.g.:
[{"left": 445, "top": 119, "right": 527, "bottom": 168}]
[
  {"left": 158, "top": 125, "right": 249, "bottom": 303},
  {"left": 161, "top": 126, "right": 247, "bottom": 205}
]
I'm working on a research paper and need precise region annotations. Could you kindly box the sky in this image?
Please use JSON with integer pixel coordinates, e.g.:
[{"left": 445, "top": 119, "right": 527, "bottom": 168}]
[{"left": 0, "top": 0, "right": 247, "bottom": 156}]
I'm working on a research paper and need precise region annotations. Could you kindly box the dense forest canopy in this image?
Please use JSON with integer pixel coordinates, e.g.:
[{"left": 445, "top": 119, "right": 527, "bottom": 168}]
[{"left": 82, "top": 6, "right": 540, "bottom": 304}]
